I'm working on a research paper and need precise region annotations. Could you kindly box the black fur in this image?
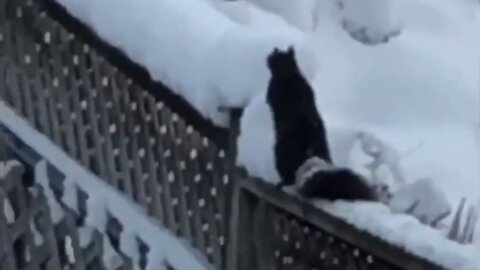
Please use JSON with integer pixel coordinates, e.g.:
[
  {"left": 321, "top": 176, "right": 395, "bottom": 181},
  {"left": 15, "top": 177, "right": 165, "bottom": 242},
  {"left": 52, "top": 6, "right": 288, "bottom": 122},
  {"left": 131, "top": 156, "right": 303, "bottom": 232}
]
[
  {"left": 266, "top": 47, "right": 377, "bottom": 201},
  {"left": 266, "top": 46, "right": 331, "bottom": 186},
  {"left": 298, "top": 168, "right": 378, "bottom": 201}
]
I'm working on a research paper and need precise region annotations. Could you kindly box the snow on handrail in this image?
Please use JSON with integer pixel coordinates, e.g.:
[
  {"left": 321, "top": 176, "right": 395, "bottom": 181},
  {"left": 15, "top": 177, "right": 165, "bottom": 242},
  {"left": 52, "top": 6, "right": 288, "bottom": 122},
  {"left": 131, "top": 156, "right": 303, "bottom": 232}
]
[{"left": 0, "top": 104, "right": 212, "bottom": 270}]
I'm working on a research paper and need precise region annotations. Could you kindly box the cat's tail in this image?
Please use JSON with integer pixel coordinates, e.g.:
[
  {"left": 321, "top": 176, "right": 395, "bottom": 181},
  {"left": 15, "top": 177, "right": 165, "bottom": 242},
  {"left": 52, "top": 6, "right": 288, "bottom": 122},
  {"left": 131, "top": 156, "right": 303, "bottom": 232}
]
[{"left": 297, "top": 166, "right": 378, "bottom": 201}]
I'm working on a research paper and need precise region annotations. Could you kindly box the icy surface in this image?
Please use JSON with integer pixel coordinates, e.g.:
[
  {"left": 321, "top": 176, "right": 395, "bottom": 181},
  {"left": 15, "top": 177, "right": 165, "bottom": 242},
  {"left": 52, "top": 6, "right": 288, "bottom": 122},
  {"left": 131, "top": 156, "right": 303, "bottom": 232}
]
[{"left": 0, "top": 103, "right": 210, "bottom": 270}]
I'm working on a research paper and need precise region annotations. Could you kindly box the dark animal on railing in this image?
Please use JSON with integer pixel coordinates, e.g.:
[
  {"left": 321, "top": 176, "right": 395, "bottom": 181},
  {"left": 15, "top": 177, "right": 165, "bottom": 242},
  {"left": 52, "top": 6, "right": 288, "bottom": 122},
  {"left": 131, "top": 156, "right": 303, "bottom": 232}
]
[
  {"left": 295, "top": 157, "right": 377, "bottom": 201},
  {"left": 266, "top": 46, "right": 331, "bottom": 185},
  {"left": 266, "top": 47, "right": 377, "bottom": 201}
]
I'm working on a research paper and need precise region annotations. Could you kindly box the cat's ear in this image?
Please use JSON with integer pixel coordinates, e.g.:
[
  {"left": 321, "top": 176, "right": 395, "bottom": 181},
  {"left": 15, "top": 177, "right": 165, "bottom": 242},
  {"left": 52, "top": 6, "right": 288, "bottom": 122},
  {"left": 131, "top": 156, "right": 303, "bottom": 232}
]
[
  {"left": 267, "top": 47, "right": 280, "bottom": 70},
  {"left": 287, "top": 46, "right": 295, "bottom": 57}
]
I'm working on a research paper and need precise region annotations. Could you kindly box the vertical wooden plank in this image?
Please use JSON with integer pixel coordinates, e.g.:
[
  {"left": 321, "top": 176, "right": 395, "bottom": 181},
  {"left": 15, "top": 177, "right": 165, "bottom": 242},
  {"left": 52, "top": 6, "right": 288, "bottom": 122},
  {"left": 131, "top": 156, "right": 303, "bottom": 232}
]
[
  {"left": 36, "top": 33, "right": 63, "bottom": 147},
  {"left": 185, "top": 129, "right": 217, "bottom": 263},
  {"left": 28, "top": 190, "right": 62, "bottom": 270},
  {"left": 0, "top": 59, "right": 7, "bottom": 101},
  {"left": 121, "top": 84, "right": 148, "bottom": 208},
  {"left": 87, "top": 55, "right": 118, "bottom": 187},
  {"left": 48, "top": 27, "right": 78, "bottom": 159},
  {"left": 150, "top": 100, "right": 177, "bottom": 232},
  {"left": 137, "top": 92, "right": 165, "bottom": 221},
  {"left": 107, "top": 71, "right": 134, "bottom": 198},
  {"left": 6, "top": 66, "right": 23, "bottom": 115},
  {"left": 0, "top": 189, "right": 17, "bottom": 270},
  {"left": 81, "top": 49, "right": 110, "bottom": 179},
  {"left": 227, "top": 181, "right": 249, "bottom": 270},
  {"left": 161, "top": 109, "right": 196, "bottom": 243},
  {"left": 29, "top": 69, "right": 52, "bottom": 138}
]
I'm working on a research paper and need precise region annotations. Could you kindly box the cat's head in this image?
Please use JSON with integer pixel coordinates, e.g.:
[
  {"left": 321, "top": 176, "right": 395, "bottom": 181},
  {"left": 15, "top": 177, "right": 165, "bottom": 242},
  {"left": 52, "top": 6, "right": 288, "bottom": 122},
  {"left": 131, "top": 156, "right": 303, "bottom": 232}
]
[{"left": 267, "top": 46, "right": 300, "bottom": 76}]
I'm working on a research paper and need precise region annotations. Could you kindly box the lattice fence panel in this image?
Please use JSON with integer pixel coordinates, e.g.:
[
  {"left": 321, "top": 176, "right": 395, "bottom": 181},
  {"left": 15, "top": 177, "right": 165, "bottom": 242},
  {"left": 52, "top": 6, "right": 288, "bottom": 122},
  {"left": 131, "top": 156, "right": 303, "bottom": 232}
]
[{"left": 0, "top": 0, "right": 234, "bottom": 268}]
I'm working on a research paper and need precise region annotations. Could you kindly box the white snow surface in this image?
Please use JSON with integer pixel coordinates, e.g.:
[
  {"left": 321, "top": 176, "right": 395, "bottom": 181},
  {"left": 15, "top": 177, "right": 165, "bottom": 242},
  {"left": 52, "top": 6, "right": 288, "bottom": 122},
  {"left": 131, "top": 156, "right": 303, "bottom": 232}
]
[
  {"left": 239, "top": 0, "right": 480, "bottom": 242},
  {"left": 54, "top": 0, "right": 318, "bottom": 126},
  {"left": 237, "top": 92, "right": 281, "bottom": 185},
  {"left": 0, "top": 103, "right": 211, "bottom": 270},
  {"left": 388, "top": 178, "right": 451, "bottom": 225},
  {"left": 49, "top": 0, "right": 480, "bottom": 254},
  {"left": 317, "top": 200, "right": 480, "bottom": 270},
  {"left": 51, "top": 0, "right": 479, "bottom": 206}
]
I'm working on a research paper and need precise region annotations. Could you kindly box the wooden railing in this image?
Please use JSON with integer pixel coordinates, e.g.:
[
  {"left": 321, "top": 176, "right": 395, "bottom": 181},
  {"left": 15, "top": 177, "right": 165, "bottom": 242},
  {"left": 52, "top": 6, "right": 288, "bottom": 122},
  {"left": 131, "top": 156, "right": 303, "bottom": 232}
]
[
  {"left": 0, "top": 132, "right": 134, "bottom": 270},
  {"left": 0, "top": 0, "right": 446, "bottom": 269}
]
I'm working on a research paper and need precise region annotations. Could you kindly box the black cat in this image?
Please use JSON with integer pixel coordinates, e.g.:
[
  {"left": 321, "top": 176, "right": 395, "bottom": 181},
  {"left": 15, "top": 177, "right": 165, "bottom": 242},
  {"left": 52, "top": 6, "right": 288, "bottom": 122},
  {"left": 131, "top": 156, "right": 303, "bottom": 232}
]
[{"left": 266, "top": 46, "right": 376, "bottom": 201}]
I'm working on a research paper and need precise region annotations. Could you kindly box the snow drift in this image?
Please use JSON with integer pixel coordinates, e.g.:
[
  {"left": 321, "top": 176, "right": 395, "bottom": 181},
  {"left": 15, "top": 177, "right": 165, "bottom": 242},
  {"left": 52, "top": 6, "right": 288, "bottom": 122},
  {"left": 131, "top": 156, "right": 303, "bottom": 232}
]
[{"left": 53, "top": 0, "right": 318, "bottom": 126}]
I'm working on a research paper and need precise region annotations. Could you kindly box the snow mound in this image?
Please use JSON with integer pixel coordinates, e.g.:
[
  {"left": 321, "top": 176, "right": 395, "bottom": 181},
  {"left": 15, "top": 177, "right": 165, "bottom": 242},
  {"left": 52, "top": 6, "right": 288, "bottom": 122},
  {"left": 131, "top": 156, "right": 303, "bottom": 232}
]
[
  {"left": 318, "top": 200, "right": 480, "bottom": 270},
  {"left": 54, "top": 0, "right": 317, "bottom": 126},
  {"left": 388, "top": 178, "right": 451, "bottom": 226}
]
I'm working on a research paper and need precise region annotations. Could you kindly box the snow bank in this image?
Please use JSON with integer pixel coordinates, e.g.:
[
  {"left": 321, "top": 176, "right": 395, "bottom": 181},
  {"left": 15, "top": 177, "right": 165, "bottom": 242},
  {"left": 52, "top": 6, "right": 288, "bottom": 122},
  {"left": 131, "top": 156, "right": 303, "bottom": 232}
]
[
  {"left": 236, "top": 0, "right": 480, "bottom": 246},
  {"left": 245, "top": 0, "right": 403, "bottom": 44},
  {"left": 53, "top": 0, "right": 317, "bottom": 126},
  {"left": 388, "top": 178, "right": 451, "bottom": 226},
  {"left": 317, "top": 200, "right": 480, "bottom": 270},
  {"left": 0, "top": 103, "right": 210, "bottom": 270},
  {"left": 237, "top": 92, "right": 280, "bottom": 185}
]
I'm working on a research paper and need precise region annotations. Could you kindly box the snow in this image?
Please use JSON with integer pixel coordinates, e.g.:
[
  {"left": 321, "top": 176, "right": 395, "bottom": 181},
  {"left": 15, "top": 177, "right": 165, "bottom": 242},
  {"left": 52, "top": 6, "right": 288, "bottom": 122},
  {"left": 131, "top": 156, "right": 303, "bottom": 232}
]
[
  {"left": 30, "top": 221, "right": 44, "bottom": 246},
  {"left": 317, "top": 200, "right": 480, "bottom": 270},
  {"left": 242, "top": 0, "right": 480, "bottom": 242},
  {"left": 35, "top": 161, "right": 66, "bottom": 224},
  {"left": 0, "top": 160, "right": 22, "bottom": 178},
  {"left": 0, "top": 103, "right": 210, "bottom": 270},
  {"left": 78, "top": 226, "right": 95, "bottom": 248},
  {"left": 53, "top": 0, "right": 317, "bottom": 126},
  {"left": 0, "top": 161, "right": 20, "bottom": 224},
  {"left": 388, "top": 178, "right": 451, "bottom": 226},
  {"left": 49, "top": 0, "right": 479, "bottom": 223},
  {"left": 339, "top": 0, "right": 402, "bottom": 44},
  {"left": 2, "top": 198, "right": 14, "bottom": 224},
  {"left": 237, "top": 92, "right": 280, "bottom": 185},
  {"left": 5, "top": 0, "right": 480, "bottom": 264}
]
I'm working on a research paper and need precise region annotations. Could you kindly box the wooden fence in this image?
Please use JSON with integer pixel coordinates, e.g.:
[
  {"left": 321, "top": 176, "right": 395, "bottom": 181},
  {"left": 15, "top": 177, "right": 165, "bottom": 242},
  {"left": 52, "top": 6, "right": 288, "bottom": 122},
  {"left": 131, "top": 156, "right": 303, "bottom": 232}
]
[
  {"left": 0, "top": 0, "right": 446, "bottom": 269},
  {"left": 0, "top": 133, "right": 132, "bottom": 270}
]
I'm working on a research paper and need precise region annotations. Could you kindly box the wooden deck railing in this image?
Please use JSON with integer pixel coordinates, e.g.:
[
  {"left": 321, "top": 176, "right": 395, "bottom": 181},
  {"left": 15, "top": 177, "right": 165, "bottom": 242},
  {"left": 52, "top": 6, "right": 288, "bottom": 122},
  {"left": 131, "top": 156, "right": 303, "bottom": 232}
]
[{"left": 0, "top": 0, "right": 446, "bottom": 269}]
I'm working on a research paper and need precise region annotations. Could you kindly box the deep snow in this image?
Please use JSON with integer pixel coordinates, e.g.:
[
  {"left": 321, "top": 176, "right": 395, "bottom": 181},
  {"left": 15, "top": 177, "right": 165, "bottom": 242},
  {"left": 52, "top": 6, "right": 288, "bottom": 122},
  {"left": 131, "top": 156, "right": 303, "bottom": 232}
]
[
  {"left": 53, "top": 0, "right": 318, "bottom": 126},
  {"left": 319, "top": 200, "right": 480, "bottom": 270},
  {"left": 38, "top": 0, "right": 480, "bottom": 264},
  {"left": 51, "top": 0, "right": 479, "bottom": 216},
  {"left": 241, "top": 0, "right": 480, "bottom": 244}
]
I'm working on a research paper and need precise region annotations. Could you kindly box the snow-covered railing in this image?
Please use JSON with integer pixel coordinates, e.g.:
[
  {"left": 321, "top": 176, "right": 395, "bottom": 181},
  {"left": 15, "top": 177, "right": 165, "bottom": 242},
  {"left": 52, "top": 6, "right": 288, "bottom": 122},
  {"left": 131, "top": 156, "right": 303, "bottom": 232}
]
[
  {"left": 0, "top": 129, "right": 210, "bottom": 270},
  {"left": 0, "top": 0, "right": 234, "bottom": 268},
  {"left": 0, "top": 0, "right": 463, "bottom": 269},
  {"left": 228, "top": 175, "right": 445, "bottom": 270}
]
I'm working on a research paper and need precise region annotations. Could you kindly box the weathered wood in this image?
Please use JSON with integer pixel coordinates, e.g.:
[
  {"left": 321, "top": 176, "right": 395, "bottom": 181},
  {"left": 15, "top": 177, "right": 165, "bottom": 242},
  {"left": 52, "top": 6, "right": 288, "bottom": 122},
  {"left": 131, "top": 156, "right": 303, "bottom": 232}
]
[
  {"left": 0, "top": 129, "right": 188, "bottom": 270},
  {"left": 232, "top": 176, "right": 444, "bottom": 270}
]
